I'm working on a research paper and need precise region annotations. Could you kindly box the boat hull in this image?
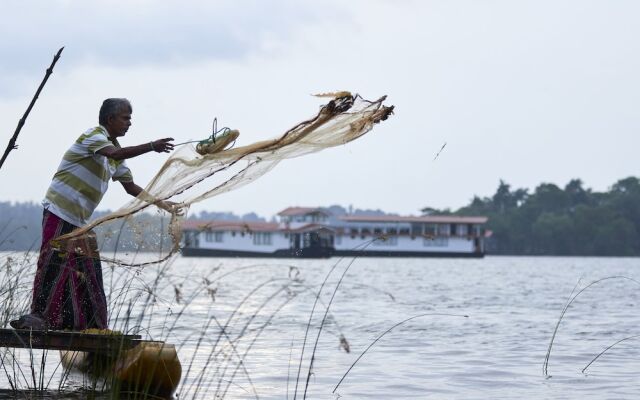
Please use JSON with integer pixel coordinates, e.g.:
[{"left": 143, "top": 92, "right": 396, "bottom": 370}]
[
  {"left": 181, "top": 246, "right": 333, "bottom": 258},
  {"left": 332, "top": 249, "right": 485, "bottom": 258},
  {"left": 61, "top": 342, "right": 181, "bottom": 397},
  {"left": 181, "top": 247, "right": 484, "bottom": 258}
]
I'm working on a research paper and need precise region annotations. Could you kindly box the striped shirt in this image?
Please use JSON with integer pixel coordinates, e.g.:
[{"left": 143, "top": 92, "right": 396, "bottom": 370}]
[{"left": 43, "top": 126, "right": 133, "bottom": 227}]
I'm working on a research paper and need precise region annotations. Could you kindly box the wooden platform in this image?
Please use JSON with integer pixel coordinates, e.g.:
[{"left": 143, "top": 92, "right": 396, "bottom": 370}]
[
  {"left": 0, "top": 328, "right": 182, "bottom": 395},
  {"left": 0, "top": 328, "right": 143, "bottom": 354}
]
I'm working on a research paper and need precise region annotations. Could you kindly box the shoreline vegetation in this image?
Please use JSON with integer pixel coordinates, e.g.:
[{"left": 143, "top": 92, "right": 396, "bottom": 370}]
[
  {"left": 2, "top": 176, "right": 639, "bottom": 256},
  {"left": 452, "top": 176, "right": 640, "bottom": 256},
  {"left": 0, "top": 243, "right": 369, "bottom": 398}
]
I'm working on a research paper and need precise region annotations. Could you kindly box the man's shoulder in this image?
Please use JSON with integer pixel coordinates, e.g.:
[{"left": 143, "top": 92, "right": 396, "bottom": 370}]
[{"left": 75, "top": 126, "right": 109, "bottom": 144}]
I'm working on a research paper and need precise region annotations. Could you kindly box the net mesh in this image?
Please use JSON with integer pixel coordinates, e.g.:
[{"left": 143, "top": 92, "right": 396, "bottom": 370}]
[{"left": 53, "top": 93, "right": 394, "bottom": 266}]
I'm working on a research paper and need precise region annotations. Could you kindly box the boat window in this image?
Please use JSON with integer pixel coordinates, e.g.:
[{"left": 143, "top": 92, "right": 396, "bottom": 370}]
[
  {"left": 473, "top": 224, "right": 481, "bottom": 236},
  {"left": 424, "top": 224, "right": 436, "bottom": 236},
  {"left": 438, "top": 224, "right": 450, "bottom": 236},
  {"left": 253, "top": 232, "right": 272, "bottom": 245},
  {"left": 411, "top": 223, "right": 423, "bottom": 236},
  {"left": 457, "top": 224, "right": 469, "bottom": 236}
]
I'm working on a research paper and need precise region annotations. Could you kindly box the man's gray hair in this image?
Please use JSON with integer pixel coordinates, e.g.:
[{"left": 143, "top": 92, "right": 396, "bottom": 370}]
[{"left": 99, "top": 98, "right": 132, "bottom": 125}]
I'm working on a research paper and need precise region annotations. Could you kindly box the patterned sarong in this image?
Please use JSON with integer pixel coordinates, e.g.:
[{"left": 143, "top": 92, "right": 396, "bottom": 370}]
[{"left": 31, "top": 209, "right": 108, "bottom": 330}]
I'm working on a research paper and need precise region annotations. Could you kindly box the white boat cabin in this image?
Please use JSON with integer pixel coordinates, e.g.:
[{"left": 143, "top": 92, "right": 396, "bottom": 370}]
[{"left": 181, "top": 207, "right": 488, "bottom": 258}]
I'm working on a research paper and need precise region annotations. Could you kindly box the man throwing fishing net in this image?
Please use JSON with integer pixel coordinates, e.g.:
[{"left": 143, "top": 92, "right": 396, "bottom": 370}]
[{"left": 12, "top": 98, "right": 180, "bottom": 331}]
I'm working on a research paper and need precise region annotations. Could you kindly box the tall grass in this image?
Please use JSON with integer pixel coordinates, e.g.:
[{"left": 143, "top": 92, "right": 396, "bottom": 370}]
[
  {"left": 0, "top": 253, "right": 325, "bottom": 398},
  {"left": 0, "top": 238, "right": 448, "bottom": 399}
]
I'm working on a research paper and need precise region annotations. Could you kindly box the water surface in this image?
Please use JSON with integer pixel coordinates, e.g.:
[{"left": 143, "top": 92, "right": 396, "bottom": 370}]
[{"left": 1, "top": 254, "right": 638, "bottom": 399}]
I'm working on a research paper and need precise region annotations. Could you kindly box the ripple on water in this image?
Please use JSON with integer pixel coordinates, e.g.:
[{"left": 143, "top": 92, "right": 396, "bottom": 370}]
[{"left": 1, "top": 254, "right": 640, "bottom": 399}]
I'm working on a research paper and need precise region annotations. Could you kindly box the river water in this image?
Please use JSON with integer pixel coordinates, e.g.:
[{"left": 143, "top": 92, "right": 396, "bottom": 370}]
[{"left": 1, "top": 254, "right": 639, "bottom": 399}]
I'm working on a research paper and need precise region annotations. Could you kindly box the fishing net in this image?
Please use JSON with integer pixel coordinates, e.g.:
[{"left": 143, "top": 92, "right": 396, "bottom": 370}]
[{"left": 53, "top": 92, "right": 394, "bottom": 266}]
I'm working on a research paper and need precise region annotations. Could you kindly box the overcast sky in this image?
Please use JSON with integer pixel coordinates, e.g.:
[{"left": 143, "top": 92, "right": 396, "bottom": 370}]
[{"left": 1, "top": 0, "right": 639, "bottom": 218}]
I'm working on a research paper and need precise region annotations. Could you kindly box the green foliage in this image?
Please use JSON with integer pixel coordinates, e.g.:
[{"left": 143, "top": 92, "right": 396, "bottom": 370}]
[{"left": 443, "top": 177, "right": 640, "bottom": 255}]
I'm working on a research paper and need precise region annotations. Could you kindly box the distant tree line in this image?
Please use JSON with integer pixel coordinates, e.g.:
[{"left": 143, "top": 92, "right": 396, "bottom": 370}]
[
  {"left": 0, "top": 202, "right": 172, "bottom": 253},
  {"left": 3, "top": 177, "right": 640, "bottom": 255},
  {"left": 425, "top": 177, "right": 640, "bottom": 256},
  {"left": 0, "top": 201, "right": 43, "bottom": 251}
]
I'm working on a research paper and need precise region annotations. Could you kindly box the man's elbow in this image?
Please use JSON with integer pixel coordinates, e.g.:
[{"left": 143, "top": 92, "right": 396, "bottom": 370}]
[
  {"left": 122, "top": 182, "right": 138, "bottom": 196},
  {"left": 109, "top": 151, "right": 127, "bottom": 161},
  {"left": 97, "top": 146, "right": 128, "bottom": 160}
]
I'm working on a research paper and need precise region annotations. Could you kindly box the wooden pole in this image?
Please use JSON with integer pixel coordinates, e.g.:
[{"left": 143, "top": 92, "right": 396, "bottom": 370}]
[{"left": 0, "top": 46, "right": 64, "bottom": 171}]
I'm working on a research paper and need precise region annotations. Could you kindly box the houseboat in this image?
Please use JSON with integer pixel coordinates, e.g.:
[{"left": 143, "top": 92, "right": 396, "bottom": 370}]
[{"left": 181, "top": 207, "right": 488, "bottom": 258}]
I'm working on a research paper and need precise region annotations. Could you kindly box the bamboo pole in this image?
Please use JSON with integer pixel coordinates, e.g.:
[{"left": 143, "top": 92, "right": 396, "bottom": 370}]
[{"left": 0, "top": 46, "right": 64, "bottom": 171}]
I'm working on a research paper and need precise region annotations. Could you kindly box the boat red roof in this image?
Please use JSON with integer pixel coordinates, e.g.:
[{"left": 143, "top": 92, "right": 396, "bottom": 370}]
[
  {"left": 286, "top": 223, "right": 336, "bottom": 233},
  {"left": 277, "top": 207, "right": 328, "bottom": 216},
  {"left": 182, "top": 220, "right": 334, "bottom": 233},
  {"left": 182, "top": 220, "right": 279, "bottom": 232},
  {"left": 182, "top": 211, "right": 487, "bottom": 233},
  {"left": 339, "top": 215, "right": 488, "bottom": 224}
]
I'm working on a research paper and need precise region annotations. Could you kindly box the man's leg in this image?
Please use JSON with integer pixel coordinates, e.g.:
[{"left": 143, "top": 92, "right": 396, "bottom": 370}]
[
  {"left": 19, "top": 210, "right": 108, "bottom": 331},
  {"left": 12, "top": 210, "right": 67, "bottom": 330},
  {"left": 68, "top": 249, "right": 108, "bottom": 330},
  {"left": 29, "top": 210, "right": 76, "bottom": 329}
]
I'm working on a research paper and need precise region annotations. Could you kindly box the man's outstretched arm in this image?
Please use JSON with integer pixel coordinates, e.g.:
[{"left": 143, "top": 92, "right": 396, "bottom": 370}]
[{"left": 97, "top": 138, "right": 175, "bottom": 160}]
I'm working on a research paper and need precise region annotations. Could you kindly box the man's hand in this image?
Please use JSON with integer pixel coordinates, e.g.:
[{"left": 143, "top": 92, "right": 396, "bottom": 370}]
[
  {"left": 157, "top": 200, "right": 185, "bottom": 216},
  {"left": 150, "top": 138, "right": 175, "bottom": 153}
]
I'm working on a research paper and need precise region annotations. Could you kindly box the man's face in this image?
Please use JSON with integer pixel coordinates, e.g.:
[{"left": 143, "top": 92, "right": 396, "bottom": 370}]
[{"left": 106, "top": 111, "right": 132, "bottom": 137}]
